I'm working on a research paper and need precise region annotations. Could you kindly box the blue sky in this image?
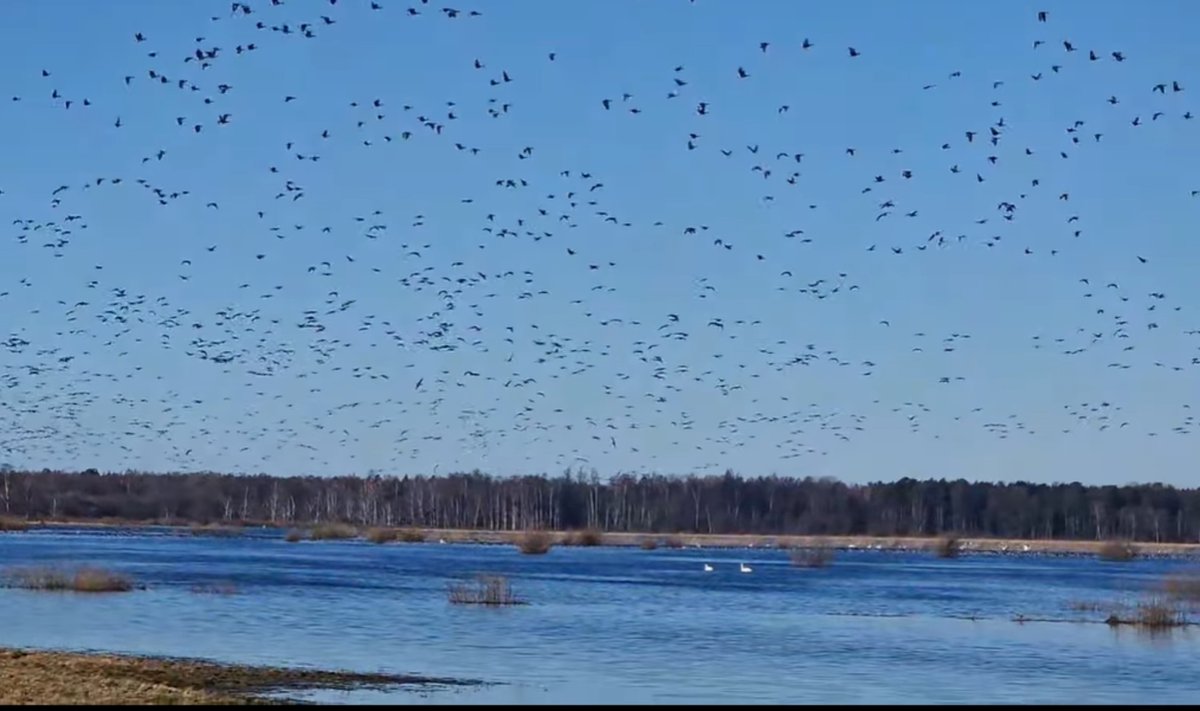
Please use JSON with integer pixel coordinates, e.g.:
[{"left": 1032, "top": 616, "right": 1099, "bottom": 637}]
[{"left": 0, "top": 0, "right": 1197, "bottom": 486}]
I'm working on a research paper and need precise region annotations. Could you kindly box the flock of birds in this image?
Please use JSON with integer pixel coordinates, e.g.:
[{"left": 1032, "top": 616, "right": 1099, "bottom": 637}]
[{"left": 0, "top": 2, "right": 1196, "bottom": 481}]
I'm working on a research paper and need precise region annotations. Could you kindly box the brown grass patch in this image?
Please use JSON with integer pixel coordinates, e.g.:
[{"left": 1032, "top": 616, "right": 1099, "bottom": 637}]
[
  {"left": 0, "top": 648, "right": 471, "bottom": 705},
  {"left": 639, "top": 537, "right": 659, "bottom": 550},
  {"left": 283, "top": 529, "right": 305, "bottom": 543},
  {"left": 561, "top": 529, "right": 604, "bottom": 547},
  {"left": 4, "top": 566, "right": 135, "bottom": 593},
  {"left": 663, "top": 535, "right": 685, "bottom": 549},
  {"left": 515, "top": 530, "right": 553, "bottom": 555},
  {"left": 398, "top": 528, "right": 427, "bottom": 543},
  {"left": 308, "top": 523, "right": 358, "bottom": 541},
  {"left": 365, "top": 527, "right": 399, "bottom": 544},
  {"left": 0, "top": 517, "right": 30, "bottom": 533},
  {"left": 447, "top": 574, "right": 527, "bottom": 606},
  {"left": 1098, "top": 540, "right": 1137, "bottom": 562}
]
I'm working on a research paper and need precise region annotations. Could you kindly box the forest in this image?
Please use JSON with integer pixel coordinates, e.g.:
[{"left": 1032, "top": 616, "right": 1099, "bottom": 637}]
[{"left": 1, "top": 466, "right": 1198, "bottom": 542}]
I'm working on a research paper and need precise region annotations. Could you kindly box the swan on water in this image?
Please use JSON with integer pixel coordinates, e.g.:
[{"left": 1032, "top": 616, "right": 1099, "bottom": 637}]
[
  {"left": 703, "top": 563, "right": 714, "bottom": 572},
  {"left": 739, "top": 563, "right": 752, "bottom": 573}
]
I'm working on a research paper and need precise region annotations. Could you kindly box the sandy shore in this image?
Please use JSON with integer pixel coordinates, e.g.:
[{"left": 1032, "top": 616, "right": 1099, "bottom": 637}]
[
  {"left": 0, "top": 648, "right": 473, "bottom": 705},
  {"left": 18, "top": 519, "right": 1200, "bottom": 556}
]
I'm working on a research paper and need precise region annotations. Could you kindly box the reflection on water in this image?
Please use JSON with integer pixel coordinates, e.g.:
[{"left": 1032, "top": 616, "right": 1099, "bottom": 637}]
[{"left": 1, "top": 528, "right": 1198, "bottom": 704}]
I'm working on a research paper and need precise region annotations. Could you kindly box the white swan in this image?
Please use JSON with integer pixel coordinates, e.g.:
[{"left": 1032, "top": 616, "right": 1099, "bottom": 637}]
[
  {"left": 703, "top": 563, "right": 714, "bottom": 572},
  {"left": 739, "top": 563, "right": 753, "bottom": 573}
]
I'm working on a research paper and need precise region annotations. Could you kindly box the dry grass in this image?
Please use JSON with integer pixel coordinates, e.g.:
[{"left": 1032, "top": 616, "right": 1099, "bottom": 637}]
[
  {"left": 4, "top": 566, "right": 135, "bottom": 593},
  {"left": 365, "top": 527, "right": 400, "bottom": 544},
  {"left": 933, "top": 536, "right": 962, "bottom": 559},
  {"left": 446, "top": 574, "right": 527, "bottom": 606},
  {"left": 577, "top": 529, "right": 603, "bottom": 546},
  {"left": 1105, "top": 597, "right": 1189, "bottom": 629},
  {"left": 515, "top": 530, "right": 553, "bottom": 555},
  {"left": 188, "top": 523, "right": 244, "bottom": 538},
  {"left": 639, "top": 537, "right": 659, "bottom": 550},
  {"left": 308, "top": 523, "right": 358, "bottom": 541},
  {"left": 0, "top": 517, "right": 30, "bottom": 533},
  {"left": 398, "top": 528, "right": 427, "bottom": 543},
  {"left": 662, "top": 535, "right": 685, "bottom": 549},
  {"left": 790, "top": 547, "right": 835, "bottom": 568},
  {"left": 561, "top": 529, "right": 604, "bottom": 547},
  {"left": 0, "top": 648, "right": 466, "bottom": 705},
  {"left": 1098, "top": 540, "right": 1138, "bottom": 562},
  {"left": 283, "top": 529, "right": 305, "bottom": 543}
]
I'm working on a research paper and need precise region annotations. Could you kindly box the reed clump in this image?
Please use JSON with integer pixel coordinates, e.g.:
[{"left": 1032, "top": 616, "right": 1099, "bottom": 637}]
[
  {"left": 639, "top": 537, "right": 659, "bottom": 551},
  {"left": 791, "top": 546, "right": 835, "bottom": 568},
  {"left": 933, "top": 536, "right": 961, "bottom": 559},
  {"left": 283, "top": 529, "right": 305, "bottom": 543},
  {"left": 663, "top": 535, "right": 685, "bottom": 549},
  {"left": 0, "top": 517, "right": 30, "bottom": 532},
  {"left": 399, "top": 528, "right": 427, "bottom": 543},
  {"left": 561, "top": 529, "right": 603, "bottom": 547},
  {"left": 1097, "top": 540, "right": 1137, "bottom": 562},
  {"left": 308, "top": 523, "right": 358, "bottom": 541},
  {"left": 515, "top": 530, "right": 553, "bottom": 555},
  {"left": 365, "top": 527, "right": 400, "bottom": 544},
  {"left": 188, "top": 523, "right": 244, "bottom": 537},
  {"left": 1105, "top": 598, "right": 1189, "bottom": 629},
  {"left": 577, "top": 529, "right": 603, "bottom": 546},
  {"left": 4, "top": 566, "right": 135, "bottom": 593},
  {"left": 447, "top": 574, "right": 527, "bottom": 606}
]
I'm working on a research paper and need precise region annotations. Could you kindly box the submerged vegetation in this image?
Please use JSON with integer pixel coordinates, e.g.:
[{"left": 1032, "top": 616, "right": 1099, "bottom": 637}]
[
  {"left": 1163, "top": 573, "right": 1200, "bottom": 603},
  {"left": 791, "top": 547, "right": 835, "bottom": 568},
  {"left": 188, "top": 523, "right": 244, "bottom": 537},
  {"left": 933, "top": 536, "right": 962, "bottom": 559},
  {"left": 1104, "top": 598, "right": 1190, "bottom": 630},
  {"left": 3, "top": 566, "right": 136, "bottom": 593},
  {"left": 447, "top": 575, "right": 526, "bottom": 606},
  {"left": 189, "top": 582, "right": 240, "bottom": 596}
]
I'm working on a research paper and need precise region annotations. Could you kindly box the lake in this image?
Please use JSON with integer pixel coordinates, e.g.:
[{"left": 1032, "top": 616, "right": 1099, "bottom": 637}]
[{"left": 1, "top": 527, "right": 1198, "bottom": 704}]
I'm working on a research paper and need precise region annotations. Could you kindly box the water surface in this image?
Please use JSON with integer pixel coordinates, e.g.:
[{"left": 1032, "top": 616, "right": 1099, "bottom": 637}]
[{"left": 1, "top": 527, "right": 1197, "bottom": 704}]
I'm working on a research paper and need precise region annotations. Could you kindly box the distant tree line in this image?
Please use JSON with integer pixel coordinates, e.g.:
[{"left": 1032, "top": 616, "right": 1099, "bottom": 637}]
[{"left": 1, "top": 466, "right": 1198, "bottom": 542}]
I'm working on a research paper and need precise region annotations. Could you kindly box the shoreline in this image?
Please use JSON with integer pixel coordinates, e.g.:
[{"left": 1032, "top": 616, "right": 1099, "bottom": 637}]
[
  {"left": 0, "top": 647, "right": 477, "bottom": 705},
  {"left": 11, "top": 519, "right": 1200, "bottom": 557}
]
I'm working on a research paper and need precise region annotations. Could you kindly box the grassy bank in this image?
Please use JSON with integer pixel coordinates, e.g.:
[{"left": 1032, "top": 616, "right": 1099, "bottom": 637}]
[
  {"left": 0, "top": 648, "right": 475, "bottom": 705},
  {"left": 15, "top": 519, "right": 1200, "bottom": 557}
]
